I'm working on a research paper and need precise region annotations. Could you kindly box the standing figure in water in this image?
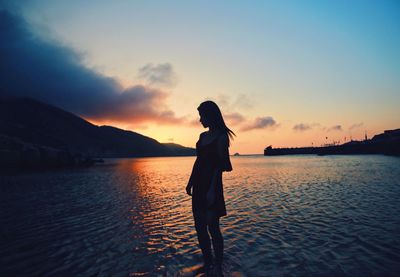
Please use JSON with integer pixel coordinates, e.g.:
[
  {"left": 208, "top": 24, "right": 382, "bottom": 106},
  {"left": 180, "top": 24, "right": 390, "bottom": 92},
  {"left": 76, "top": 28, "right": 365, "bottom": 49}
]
[{"left": 186, "top": 100, "right": 235, "bottom": 275}]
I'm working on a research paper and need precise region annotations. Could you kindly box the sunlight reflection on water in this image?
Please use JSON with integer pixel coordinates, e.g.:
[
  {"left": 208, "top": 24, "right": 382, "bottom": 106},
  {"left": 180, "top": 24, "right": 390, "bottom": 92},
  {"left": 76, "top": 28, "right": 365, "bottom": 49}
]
[{"left": 1, "top": 155, "right": 400, "bottom": 276}]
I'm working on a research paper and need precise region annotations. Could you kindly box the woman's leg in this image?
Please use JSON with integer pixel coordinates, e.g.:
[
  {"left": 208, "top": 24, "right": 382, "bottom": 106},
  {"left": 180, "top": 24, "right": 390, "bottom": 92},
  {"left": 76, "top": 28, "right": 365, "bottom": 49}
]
[
  {"left": 207, "top": 213, "right": 224, "bottom": 265},
  {"left": 194, "top": 210, "right": 212, "bottom": 266}
]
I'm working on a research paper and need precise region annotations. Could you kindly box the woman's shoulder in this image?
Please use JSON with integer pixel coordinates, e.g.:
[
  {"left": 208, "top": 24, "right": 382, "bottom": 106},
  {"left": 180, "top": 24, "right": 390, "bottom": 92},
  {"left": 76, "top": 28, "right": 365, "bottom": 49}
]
[{"left": 198, "top": 130, "right": 228, "bottom": 145}]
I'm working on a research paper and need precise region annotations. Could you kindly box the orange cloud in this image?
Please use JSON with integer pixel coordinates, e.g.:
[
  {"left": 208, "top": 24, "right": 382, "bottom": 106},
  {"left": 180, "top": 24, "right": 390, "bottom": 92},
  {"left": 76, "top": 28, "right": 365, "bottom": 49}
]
[
  {"left": 84, "top": 85, "right": 186, "bottom": 125},
  {"left": 240, "top": 116, "right": 278, "bottom": 132}
]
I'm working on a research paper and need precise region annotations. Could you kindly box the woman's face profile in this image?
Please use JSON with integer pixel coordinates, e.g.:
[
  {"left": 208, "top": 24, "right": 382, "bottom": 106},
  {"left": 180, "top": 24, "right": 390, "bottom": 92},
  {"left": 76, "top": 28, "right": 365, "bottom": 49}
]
[{"left": 199, "top": 112, "right": 209, "bottom": 128}]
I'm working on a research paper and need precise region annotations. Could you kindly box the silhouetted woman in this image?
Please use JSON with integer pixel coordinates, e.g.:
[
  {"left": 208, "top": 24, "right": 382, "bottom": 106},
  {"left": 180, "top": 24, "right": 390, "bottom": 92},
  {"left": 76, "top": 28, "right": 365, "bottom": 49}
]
[{"left": 186, "top": 100, "right": 235, "bottom": 275}]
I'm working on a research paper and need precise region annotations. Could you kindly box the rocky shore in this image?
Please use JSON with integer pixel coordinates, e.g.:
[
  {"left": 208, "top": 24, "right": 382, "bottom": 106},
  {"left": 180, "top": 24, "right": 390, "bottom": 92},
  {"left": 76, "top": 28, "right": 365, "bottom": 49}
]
[{"left": 0, "top": 134, "right": 101, "bottom": 173}]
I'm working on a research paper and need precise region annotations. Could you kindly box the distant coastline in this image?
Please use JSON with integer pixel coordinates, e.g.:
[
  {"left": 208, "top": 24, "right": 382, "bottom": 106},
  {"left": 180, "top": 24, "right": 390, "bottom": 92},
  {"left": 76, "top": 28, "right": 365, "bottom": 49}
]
[
  {"left": 264, "top": 128, "right": 400, "bottom": 156},
  {"left": 0, "top": 96, "right": 195, "bottom": 172}
]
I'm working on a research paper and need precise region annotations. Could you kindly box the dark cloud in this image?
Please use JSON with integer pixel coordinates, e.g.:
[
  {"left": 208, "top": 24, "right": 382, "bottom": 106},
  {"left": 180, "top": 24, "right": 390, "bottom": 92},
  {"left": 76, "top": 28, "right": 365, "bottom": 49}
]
[
  {"left": 328, "top": 125, "right": 342, "bottom": 131},
  {"left": 349, "top": 122, "right": 363, "bottom": 130},
  {"left": 240, "top": 116, "right": 278, "bottom": 132},
  {"left": 293, "top": 123, "right": 312, "bottom": 132},
  {"left": 293, "top": 122, "right": 322, "bottom": 131},
  {"left": 224, "top": 112, "right": 246, "bottom": 125},
  {"left": 137, "top": 63, "right": 177, "bottom": 88},
  {"left": 0, "top": 10, "right": 183, "bottom": 125}
]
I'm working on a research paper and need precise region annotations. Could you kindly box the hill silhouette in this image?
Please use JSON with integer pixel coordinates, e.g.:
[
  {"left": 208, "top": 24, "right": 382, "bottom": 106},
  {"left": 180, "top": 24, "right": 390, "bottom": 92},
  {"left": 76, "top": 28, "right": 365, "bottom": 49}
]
[{"left": 0, "top": 96, "right": 195, "bottom": 170}]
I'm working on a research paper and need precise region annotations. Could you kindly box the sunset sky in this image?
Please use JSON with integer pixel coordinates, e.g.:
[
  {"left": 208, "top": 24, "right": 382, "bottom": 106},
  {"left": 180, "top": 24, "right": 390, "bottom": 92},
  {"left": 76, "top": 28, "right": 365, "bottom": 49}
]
[{"left": 1, "top": 1, "right": 399, "bottom": 154}]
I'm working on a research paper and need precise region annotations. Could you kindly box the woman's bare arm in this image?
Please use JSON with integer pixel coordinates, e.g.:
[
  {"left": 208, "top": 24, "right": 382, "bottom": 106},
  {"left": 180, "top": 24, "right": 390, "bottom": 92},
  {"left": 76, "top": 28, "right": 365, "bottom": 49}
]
[
  {"left": 186, "top": 157, "right": 199, "bottom": 196},
  {"left": 186, "top": 133, "right": 205, "bottom": 196}
]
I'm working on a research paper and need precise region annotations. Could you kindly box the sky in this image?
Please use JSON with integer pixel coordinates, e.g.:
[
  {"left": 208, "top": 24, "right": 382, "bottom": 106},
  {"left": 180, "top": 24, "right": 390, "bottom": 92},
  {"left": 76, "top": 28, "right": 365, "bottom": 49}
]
[{"left": 1, "top": 0, "right": 399, "bottom": 154}]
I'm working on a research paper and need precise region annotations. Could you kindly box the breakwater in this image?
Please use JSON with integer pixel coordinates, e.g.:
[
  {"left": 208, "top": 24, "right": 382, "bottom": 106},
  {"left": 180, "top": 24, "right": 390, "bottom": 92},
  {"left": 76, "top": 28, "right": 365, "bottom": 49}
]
[{"left": 265, "top": 128, "right": 400, "bottom": 156}]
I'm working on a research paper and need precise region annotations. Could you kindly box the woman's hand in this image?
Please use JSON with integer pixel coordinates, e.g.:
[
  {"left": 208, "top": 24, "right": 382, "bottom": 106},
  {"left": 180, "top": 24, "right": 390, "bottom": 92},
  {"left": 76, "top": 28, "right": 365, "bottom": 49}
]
[{"left": 186, "top": 183, "right": 193, "bottom": 196}]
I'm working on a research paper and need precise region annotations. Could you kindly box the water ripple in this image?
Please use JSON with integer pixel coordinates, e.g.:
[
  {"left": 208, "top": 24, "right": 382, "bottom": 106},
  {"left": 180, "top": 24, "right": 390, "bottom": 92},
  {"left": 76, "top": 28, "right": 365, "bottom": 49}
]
[{"left": 1, "top": 155, "right": 400, "bottom": 276}]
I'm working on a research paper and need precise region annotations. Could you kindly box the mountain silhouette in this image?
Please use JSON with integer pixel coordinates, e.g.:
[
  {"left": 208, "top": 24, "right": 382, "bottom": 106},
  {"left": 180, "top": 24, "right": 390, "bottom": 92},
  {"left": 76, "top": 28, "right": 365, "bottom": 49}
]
[{"left": 0, "top": 96, "right": 195, "bottom": 169}]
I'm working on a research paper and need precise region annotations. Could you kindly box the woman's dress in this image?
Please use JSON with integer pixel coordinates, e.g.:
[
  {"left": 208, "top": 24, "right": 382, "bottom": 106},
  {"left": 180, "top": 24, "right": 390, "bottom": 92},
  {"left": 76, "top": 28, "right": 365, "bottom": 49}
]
[{"left": 190, "top": 135, "right": 232, "bottom": 218}]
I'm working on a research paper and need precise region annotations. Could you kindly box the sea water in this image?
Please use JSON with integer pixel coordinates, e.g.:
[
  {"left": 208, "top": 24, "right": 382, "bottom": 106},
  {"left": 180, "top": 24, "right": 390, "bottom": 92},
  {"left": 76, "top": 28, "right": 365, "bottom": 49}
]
[{"left": 1, "top": 155, "right": 400, "bottom": 276}]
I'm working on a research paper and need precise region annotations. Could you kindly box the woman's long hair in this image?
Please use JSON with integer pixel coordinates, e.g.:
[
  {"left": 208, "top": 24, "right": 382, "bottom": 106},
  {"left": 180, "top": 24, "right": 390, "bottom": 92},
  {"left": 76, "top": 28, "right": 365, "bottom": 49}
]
[{"left": 197, "top": 100, "right": 236, "bottom": 147}]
